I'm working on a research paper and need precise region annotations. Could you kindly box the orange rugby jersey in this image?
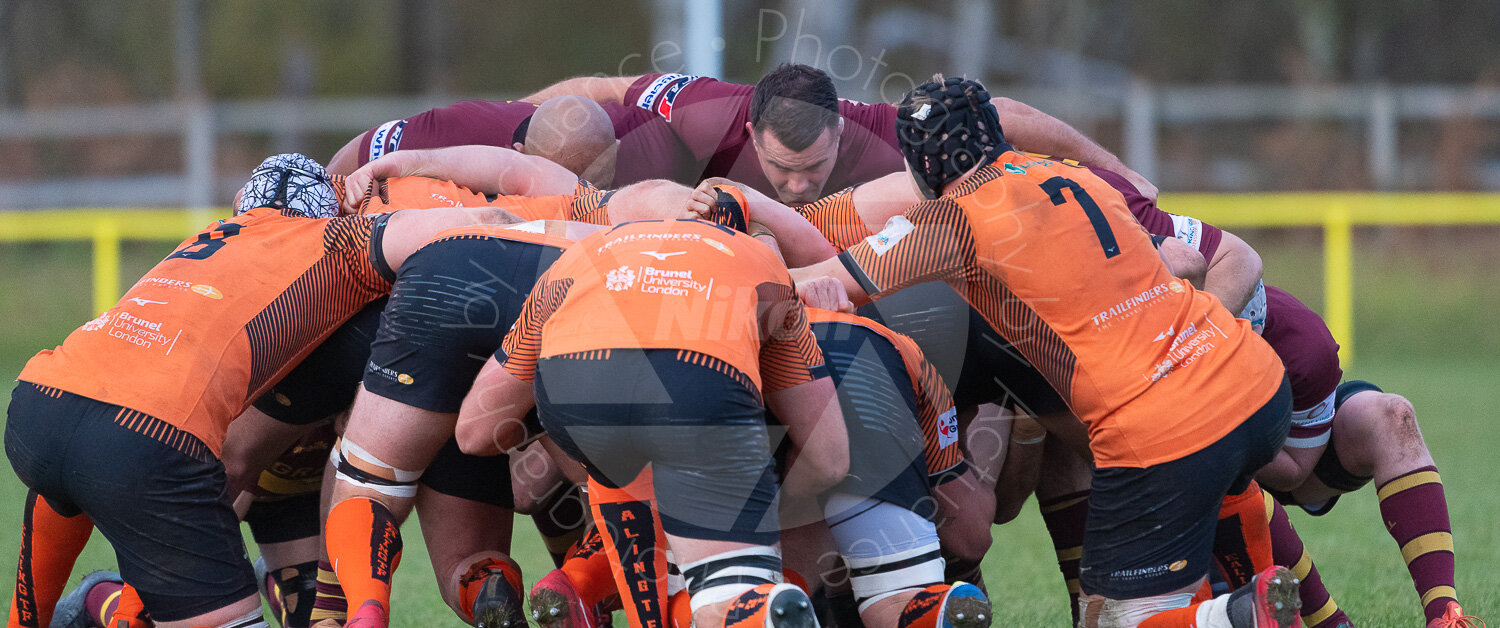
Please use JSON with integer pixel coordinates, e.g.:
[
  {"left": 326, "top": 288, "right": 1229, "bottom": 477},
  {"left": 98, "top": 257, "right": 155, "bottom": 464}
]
[
  {"left": 806, "top": 308, "right": 963, "bottom": 478},
  {"left": 19, "top": 208, "right": 392, "bottom": 457},
  {"left": 839, "top": 153, "right": 1284, "bottom": 468},
  {"left": 797, "top": 187, "right": 875, "bottom": 252},
  {"left": 357, "top": 176, "right": 611, "bottom": 224},
  {"left": 500, "top": 219, "right": 826, "bottom": 394}
]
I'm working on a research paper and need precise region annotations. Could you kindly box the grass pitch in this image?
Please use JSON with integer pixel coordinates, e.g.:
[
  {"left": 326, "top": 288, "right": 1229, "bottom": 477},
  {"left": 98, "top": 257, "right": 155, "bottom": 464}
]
[{"left": 0, "top": 230, "right": 1495, "bottom": 626}]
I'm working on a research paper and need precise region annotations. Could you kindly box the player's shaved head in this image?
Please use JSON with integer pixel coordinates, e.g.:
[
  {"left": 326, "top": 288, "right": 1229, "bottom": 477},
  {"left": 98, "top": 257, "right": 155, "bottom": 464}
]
[
  {"left": 604, "top": 179, "right": 695, "bottom": 223},
  {"left": 523, "top": 96, "right": 618, "bottom": 180}
]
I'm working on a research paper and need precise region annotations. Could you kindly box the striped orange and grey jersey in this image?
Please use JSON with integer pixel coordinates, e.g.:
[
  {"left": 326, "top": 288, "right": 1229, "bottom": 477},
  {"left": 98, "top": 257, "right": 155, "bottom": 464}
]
[
  {"left": 838, "top": 153, "right": 1285, "bottom": 468},
  {"left": 356, "top": 177, "right": 612, "bottom": 225},
  {"left": 796, "top": 187, "right": 874, "bottom": 252},
  {"left": 19, "top": 208, "right": 391, "bottom": 456},
  {"left": 807, "top": 308, "right": 963, "bottom": 478},
  {"left": 499, "top": 219, "right": 826, "bottom": 395}
]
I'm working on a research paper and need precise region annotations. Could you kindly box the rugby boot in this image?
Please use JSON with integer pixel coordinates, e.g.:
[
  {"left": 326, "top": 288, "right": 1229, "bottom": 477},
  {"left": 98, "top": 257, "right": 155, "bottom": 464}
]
[{"left": 530, "top": 569, "right": 608, "bottom": 628}]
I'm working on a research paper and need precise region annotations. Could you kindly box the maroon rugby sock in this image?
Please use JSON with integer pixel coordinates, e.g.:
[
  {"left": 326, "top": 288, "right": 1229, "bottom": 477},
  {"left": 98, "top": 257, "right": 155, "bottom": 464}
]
[
  {"left": 1264, "top": 492, "right": 1351, "bottom": 628},
  {"left": 1376, "top": 466, "right": 1457, "bottom": 623},
  {"left": 1039, "top": 490, "right": 1088, "bottom": 624}
]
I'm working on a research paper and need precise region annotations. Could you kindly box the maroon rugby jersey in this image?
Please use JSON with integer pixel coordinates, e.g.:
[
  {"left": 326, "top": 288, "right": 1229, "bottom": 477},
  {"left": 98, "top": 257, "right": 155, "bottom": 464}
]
[
  {"left": 1260, "top": 285, "right": 1342, "bottom": 448},
  {"left": 1087, "top": 164, "right": 1223, "bottom": 261},
  {"left": 351, "top": 99, "right": 690, "bottom": 186},
  {"left": 622, "top": 73, "right": 905, "bottom": 200}
]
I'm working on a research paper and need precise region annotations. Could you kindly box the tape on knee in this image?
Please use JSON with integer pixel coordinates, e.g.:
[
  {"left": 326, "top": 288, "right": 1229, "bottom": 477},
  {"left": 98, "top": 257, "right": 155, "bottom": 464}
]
[
  {"left": 1079, "top": 592, "right": 1196, "bottom": 628},
  {"left": 214, "top": 606, "right": 270, "bottom": 628},
  {"left": 332, "top": 439, "right": 422, "bottom": 498},
  {"left": 825, "top": 494, "right": 944, "bottom": 612},
  {"left": 681, "top": 546, "right": 781, "bottom": 612}
]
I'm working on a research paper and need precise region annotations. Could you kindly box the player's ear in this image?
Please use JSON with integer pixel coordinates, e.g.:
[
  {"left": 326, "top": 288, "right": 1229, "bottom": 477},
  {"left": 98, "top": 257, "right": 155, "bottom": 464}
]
[{"left": 745, "top": 121, "right": 758, "bottom": 144}]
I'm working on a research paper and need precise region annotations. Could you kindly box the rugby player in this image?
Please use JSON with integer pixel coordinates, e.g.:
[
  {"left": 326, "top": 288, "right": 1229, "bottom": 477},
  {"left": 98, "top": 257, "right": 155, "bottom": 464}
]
[
  {"left": 327, "top": 95, "right": 686, "bottom": 189},
  {"left": 1247, "top": 286, "right": 1479, "bottom": 628},
  {"left": 454, "top": 216, "right": 851, "bottom": 628},
  {"left": 790, "top": 76, "right": 1298, "bottom": 628},
  {"left": 4, "top": 153, "right": 524, "bottom": 628},
  {"left": 516, "top": 293, "right": 999, "bottom": 628},
  {"left": 523, "top": 63, "right": 1157, "bottom": 205}
]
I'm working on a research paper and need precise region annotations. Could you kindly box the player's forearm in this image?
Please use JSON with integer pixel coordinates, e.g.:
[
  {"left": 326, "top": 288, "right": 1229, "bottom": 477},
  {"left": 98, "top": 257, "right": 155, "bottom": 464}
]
[
  {"left": 739, "top": 186, "right": 838, "bottom": 266},
  {"left": 326, "top": 134, "right": 364, "bottom": 176},
  {"left": 767, "top": 377, "right": 850, "bottom": 498},
  {"left": 1255, "top": 447, "right": 1318, "bottom": 493},
  {"left": 994, "top": 97, "right": 1155, "bottom": 198},
  {"left": 380, "top": 207, "right": 523, "bottom": 272},
  {"left": 221, "top": 408, "right": 315, "bottom": 498},
  {"left": 1157, "top": 236, "right": 1207, "bottom": 289},
  {"left": 1203, "top": 232, "right": 1263, "bottom": 314},
  {"left": 455, "top": 359, "right": 537, "bottom": 455},
  {"left": 521, "top": 75, "right": 638, "bottom": 105},
  {"left": 790, "top": 258, "right": 872, "bottom": 306}
]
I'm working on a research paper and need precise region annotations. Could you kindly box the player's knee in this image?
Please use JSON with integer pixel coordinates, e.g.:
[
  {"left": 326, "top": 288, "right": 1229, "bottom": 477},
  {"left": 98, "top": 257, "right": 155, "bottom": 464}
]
[
  {"left": 992, "top": 487, "right": 1028, "bottom": 525},
  {"left": 825, "top": 495, "right": 948, "bottom": 611},
  {"left": 1342, "top": 391, "right": 1424, "bottom": 449},
  {"left": 1377, "top": 393, "right": 1420, "bottom": 437},
  {"left": 332, "top": 438, "right": 423, "bottom": 503},
  {"left": 939, "top": 517, "right": 992, "bottom": 566}
]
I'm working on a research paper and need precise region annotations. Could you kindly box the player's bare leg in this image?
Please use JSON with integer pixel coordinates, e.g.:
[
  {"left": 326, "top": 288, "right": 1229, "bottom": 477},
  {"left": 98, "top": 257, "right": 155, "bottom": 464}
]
[
  {"left": 510, "top": 441, "right": 590, "bottom": 566},
  {"left": 325, "top": 389, "right": 457, "bottom": 628},
  {"left": 1282, "top": 386, "right": 1473, "bottom": 626},
  {"left": 412, "top": 487, "right": 523, "bottom": 626},
  {"left": 1034, "top": 432, "right": 1094, "bottom": 623}
]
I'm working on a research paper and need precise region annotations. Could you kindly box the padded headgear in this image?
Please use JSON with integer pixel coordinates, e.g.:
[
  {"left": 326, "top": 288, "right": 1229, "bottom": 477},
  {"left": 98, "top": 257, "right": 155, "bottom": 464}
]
[
  {"left": 236, "top": 153, "right": 340, "bottom": 219},
  {"left": 895, "top": 76, "right": 1011, "bottom": 199}
]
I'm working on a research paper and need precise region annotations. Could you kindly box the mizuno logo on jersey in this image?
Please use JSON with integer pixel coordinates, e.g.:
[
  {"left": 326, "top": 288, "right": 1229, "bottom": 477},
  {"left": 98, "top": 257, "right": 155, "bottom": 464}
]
[{"left": 640, "top": 250, "right": 686, "bottom": 261}]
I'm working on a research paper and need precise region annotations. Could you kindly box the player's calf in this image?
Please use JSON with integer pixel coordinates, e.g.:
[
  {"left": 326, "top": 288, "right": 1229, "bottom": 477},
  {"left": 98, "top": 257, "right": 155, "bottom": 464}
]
[{"left": 325, "top": 496, "right": 405, "bottom": 628}]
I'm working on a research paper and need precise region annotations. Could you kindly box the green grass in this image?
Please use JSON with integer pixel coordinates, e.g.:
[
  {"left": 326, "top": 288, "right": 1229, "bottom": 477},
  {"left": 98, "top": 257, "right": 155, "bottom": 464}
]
[{"left": 1, "top": 230, "right": 1495, "bottom": 626}]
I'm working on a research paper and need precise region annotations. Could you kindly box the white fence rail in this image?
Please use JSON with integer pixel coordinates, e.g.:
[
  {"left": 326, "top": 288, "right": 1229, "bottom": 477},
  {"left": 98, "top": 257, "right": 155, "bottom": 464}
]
[{"left": 2, "top": 84, "right": 1499, "bottom": 209}]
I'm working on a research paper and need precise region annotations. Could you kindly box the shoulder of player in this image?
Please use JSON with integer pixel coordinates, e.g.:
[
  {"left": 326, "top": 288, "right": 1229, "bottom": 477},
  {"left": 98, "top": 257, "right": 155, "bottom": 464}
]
[
  {"left": 433, "top": 99, "right": 536, "bottom": 118},
  {"left": 629, "top": 73, "right": 745, "bottom": 116},
  {"left": 837, "top": 99, "right": 897, "bottom": 129}
]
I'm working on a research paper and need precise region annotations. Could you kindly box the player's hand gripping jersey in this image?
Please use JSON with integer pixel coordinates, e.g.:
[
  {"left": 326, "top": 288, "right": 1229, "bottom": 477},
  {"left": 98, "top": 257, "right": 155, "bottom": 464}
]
[
  {"left": 19, "top": 209, "right": 392, "bottom": 455},
  {"left": 354, "top": 176, "right": 612, "bottom": 224},
  {"left": 500, "top": 219, "right": 825, "bottom": 395},
  {"left": 839, "top": 154, "right": 1285, "bottom": 467}
]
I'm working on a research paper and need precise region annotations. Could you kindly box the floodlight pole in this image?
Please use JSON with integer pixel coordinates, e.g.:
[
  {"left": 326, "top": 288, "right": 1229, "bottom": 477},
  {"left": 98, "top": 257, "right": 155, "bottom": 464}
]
[{"left": 684, "top": 0, "right": 723, "bottom": 78}]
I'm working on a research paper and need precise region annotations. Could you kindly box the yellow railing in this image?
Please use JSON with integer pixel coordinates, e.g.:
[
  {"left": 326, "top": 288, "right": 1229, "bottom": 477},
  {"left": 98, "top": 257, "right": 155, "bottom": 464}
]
[
  {"left": 1170, "top": 193, "right": 1500, "bottom": 366},
  {"left": 0, "top": 208, "right": 217, "bottom": 315},
  {"left": 2, "top": 195, "right": 1499, "bottom": 367}
]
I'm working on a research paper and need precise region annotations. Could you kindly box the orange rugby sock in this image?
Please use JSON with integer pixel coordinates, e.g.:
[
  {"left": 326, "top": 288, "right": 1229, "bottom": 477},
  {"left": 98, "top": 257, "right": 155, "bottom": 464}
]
[
  {"left": 107, "top": 584, "right": 149, "bottom": 628},
  {"left": 325, "top": 498, "right": 403, "bottom": 627},
  {"left": 1212, "top": 480, "right": 1275, "bottom": 588},
  {"left": 588, "top": 473, "right": 670, "bottom": 628},
  {"left": 8, "top": 491, "right": 93, "bottom": 628}
]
